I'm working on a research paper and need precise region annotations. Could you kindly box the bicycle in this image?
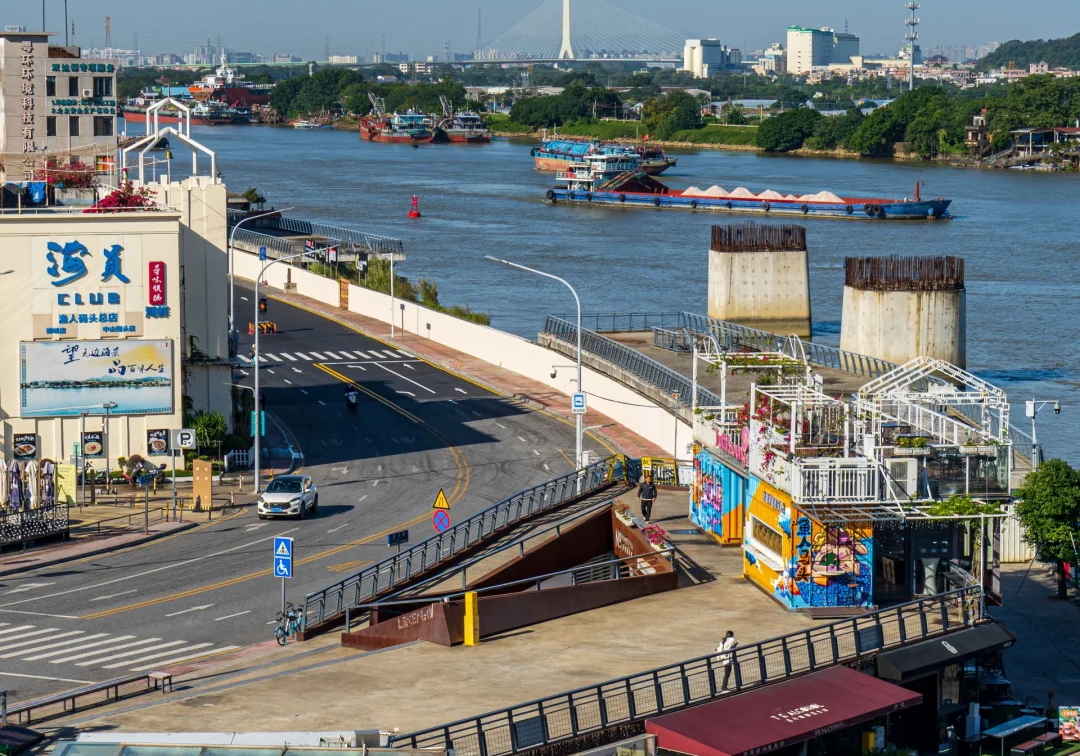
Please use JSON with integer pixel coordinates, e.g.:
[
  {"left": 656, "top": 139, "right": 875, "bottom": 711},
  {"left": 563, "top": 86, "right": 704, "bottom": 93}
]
[{"left": 274, "top": 603, "right": 304, "bottom": 645}]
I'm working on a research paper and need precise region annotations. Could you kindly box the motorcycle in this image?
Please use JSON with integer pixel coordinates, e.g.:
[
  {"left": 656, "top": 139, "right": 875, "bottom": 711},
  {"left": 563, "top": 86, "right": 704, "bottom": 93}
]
[{"left": 345, "top": 390, "right": 360, "bottom": 411}]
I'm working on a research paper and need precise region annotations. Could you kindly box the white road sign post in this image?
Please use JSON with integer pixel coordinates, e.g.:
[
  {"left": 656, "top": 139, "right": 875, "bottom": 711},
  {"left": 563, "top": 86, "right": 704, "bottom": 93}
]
[
  {"left": 274, "top": 536, "right": 294, "bottom": 614},
  {"left": 572, "top": 392, "right": 587, "bottom": 415}
]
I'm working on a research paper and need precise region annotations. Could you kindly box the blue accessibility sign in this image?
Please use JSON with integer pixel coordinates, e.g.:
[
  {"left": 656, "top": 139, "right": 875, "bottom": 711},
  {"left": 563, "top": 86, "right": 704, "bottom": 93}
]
[
  {"left": 273, "top": 536, "right": 293, "bottom": 579},
  {"left": 259, "top": 245, "right": 267, "bottom": 262}
]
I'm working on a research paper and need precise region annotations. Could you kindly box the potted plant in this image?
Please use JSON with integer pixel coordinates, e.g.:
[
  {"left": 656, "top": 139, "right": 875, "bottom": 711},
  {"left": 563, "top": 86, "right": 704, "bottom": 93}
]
[
  {"left": 613, "top": 500, "right": 634, "bottom": 525},
  {"left": 895, "top": 436, "right": 933, "bottom": 457},
  {"left": 642, "top": 523, "right": 669, "bottom": 550},
  {"left": 958, "top": 434, "right": 999, "bottom": 456}
]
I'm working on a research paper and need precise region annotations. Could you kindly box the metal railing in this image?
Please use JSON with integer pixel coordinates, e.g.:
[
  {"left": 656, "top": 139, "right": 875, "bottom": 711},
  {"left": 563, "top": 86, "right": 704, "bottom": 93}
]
[
  {"left": 6, "top": 671, "right": 172, "bottom": 725},
  {"left": 69, "top": 507, "right": 168, "bottom": 536},
  {"left": 265, "top": 216, "right": 405, "bottom": 257},
  {"left": 392, "top": 586, "right": 983, "bottom": 756},
  {"left": 301, "top": 458, "right": 621, "bottom": 627},
  {"left": 0, "top": 503, "right": 69, "bottom": 548},
  {"left": 542, "top": 316, "right": 722, "bottom": 410},
  {"left": 229, "top": 226, "right": 298, "bottom": 258}
]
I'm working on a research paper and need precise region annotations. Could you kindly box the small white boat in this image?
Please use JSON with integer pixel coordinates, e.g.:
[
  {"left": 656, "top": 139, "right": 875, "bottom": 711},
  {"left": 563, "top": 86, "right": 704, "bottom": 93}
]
[{"left": 292, "top": 120, "right": 318, "bottom": 129}]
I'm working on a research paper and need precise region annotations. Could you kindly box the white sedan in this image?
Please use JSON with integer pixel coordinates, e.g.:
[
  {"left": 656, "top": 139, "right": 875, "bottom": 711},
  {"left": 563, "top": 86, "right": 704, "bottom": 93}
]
[{"left": 257, "top": 475, "right": 319, "bottom": 519}]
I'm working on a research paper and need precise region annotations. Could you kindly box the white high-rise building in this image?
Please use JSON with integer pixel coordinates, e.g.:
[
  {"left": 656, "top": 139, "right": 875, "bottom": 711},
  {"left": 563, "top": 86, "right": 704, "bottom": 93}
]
[
  {"left": 785, "top": 26, "right": 860, "bottom": 73},
  {"left": 681, "top": 39, "right": 738, "bottom": 78}
]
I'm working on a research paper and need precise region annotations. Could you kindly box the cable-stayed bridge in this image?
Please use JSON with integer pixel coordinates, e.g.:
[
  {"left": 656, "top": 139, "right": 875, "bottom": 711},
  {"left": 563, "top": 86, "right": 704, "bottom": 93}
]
[{"left": 475, "top": 0, "right": 684, "bottom": 63}]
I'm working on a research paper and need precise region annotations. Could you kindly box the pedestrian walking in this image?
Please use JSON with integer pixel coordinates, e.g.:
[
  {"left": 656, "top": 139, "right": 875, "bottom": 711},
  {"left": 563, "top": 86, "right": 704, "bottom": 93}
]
[
  {"left": 716, "top": 630, "right": 739, "bottom": 691},
  {"left": 637, "top": 473, "right": 657, "bottom": 521}
]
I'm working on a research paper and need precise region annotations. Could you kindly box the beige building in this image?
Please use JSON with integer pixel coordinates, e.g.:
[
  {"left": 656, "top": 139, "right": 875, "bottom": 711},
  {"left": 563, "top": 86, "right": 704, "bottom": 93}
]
[
  {"left": 0, "top": 176, "right": 231, "bottom": 469},
  {"left": 0, "top": 30, "right": 118, "bottom": 184}
]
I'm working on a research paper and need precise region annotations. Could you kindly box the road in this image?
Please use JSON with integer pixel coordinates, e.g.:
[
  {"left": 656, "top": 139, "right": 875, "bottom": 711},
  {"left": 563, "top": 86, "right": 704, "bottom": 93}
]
[{"left": 0, "top": 283, "right": 607, "bottom": 701}]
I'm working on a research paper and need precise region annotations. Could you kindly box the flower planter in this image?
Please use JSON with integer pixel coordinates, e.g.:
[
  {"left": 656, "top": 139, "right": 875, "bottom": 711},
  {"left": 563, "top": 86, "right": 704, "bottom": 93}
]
[
  {"left": 894, "top": 447, "right": 933, "bottom": 457},
  {"left": 54, "top": 188, "right": 97, "bottom": 206},
  {"left": 959, "top": 445, "right": 998, "bottom": 456}
]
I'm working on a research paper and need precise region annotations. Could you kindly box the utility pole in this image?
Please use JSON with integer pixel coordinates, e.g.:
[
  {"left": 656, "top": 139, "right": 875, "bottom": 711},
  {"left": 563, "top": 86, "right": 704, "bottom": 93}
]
[
  {"left": 64, "top": 0, "right": 69, "bottom": 44},
  {"left": 905, "top": 2, "right": 920, "bottom": 92},
  {"left": 476, "top": 9, "right": 482, "bottom": 59},
  {"left": 104, "top": 15, "right": 111, "bottom": 51},
  {"left": 324, "top": 36, "right": 330, "bottom": 62}
]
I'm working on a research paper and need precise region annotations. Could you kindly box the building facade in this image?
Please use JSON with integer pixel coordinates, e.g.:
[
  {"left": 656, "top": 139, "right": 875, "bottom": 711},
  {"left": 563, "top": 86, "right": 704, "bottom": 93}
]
[
  {"left": 0, "top": 31, "right": 118, "bottom": 184},
  {"left": 785, "top": 26, "right": 859, "bottom": 73},
  {"left": 681, "top": 39, "right": 740, "bottom": 78}
]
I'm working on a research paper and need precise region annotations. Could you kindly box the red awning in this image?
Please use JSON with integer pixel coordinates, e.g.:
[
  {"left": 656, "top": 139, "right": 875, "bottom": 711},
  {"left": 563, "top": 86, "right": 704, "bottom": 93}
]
[{"left": 646, "top": 666, "right": 921, "bottom": 756}]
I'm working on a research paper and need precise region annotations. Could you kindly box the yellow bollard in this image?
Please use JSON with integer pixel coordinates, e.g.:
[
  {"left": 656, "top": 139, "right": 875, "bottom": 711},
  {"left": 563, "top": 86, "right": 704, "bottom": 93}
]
[{"left": 463, "top": 591, "right": 480, "bottom": 646}]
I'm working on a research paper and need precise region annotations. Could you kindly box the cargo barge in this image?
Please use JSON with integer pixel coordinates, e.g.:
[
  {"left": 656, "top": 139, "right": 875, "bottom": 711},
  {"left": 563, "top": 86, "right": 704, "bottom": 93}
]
[
  {"left": 533, "top": 139, "right": 676, "bottom": 175},
  {"left": 547, "top": 158, "right": 951, "bottom": 220}
]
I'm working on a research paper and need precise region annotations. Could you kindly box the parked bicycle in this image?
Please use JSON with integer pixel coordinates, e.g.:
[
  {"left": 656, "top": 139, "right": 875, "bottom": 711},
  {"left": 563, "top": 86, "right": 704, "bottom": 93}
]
[{"left": 274, "top": 602, "right": 304, "bottom": 645}]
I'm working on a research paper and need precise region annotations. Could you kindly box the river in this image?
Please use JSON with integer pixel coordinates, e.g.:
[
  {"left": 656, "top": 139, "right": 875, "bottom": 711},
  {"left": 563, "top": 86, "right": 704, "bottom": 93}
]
[{"left": 167, "top": 124, "right": 1078, "bottom": 462}]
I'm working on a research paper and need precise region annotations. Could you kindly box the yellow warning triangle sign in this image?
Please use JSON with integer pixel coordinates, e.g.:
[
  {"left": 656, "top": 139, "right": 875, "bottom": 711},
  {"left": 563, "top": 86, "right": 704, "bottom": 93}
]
[{"left": 432, "top": 489, "right": 451, "bottom": 510}]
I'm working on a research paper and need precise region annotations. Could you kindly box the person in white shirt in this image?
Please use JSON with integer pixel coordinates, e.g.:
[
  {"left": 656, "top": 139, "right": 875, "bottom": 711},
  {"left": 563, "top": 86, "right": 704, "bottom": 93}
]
[{"left": 715, "top": 630, "right": 738, "bottom": 691}]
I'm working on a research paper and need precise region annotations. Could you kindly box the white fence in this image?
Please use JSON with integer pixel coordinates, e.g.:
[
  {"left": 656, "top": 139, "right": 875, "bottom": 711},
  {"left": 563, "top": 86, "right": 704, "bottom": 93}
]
[{"left": 235, "top": 251, "right": 690, "bottom": 457}]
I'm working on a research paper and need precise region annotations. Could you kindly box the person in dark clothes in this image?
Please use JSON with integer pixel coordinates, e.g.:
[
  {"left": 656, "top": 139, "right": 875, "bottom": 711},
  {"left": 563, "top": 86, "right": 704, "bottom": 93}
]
[{"left": 638, "top": 473, "right": 657, "bottom": 521}]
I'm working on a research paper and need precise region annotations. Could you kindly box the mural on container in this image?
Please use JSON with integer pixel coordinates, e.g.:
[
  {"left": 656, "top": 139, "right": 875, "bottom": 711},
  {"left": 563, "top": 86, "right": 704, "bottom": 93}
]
[
  {"left": 691, "top": 447, "right": 746, "bottom": 543},
  {"left": 743, "top": 476, "right": 873, "bottom": 609}
]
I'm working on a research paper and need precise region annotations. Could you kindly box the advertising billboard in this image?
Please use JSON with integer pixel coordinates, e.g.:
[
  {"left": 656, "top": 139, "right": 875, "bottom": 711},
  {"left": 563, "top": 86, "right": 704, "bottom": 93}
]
[{"left": 19, "top": 339, "right": 174, "bottom": 417}]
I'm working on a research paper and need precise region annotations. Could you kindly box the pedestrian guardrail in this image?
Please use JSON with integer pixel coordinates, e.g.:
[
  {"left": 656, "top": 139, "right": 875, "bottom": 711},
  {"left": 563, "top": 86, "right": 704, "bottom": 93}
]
[
  {"left": 266, "top": 216, "right": 405, "bottom": 258},
  {"left": 391, "top": 586, "right": 983, "bottom": 756},
  {"left": 69, "top": 507, "right": 168, "bottom": 537},
  {"left": 6, "top": 671, "right": 172, "bottom": 725},
  {"left": 0, "top": 503, "right": 69, "bottom": 548},
  {"left": 542, "top": 316, "right": 722, "bottom": 410},
  {"left": 300, "top": 458, "right": 622, "bottom": 629}
]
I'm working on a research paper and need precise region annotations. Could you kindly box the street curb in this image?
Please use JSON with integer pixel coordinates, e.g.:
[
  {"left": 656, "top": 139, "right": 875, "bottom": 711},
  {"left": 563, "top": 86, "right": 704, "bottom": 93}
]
[{"left": 0, "top": 521, "right": 200, "bottom": 578}]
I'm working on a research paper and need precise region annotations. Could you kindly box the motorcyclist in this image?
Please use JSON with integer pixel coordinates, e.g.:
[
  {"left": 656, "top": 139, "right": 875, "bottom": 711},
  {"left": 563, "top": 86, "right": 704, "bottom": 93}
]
[{"left": 344, "top": 385, "right": 359, "bottom": 407}]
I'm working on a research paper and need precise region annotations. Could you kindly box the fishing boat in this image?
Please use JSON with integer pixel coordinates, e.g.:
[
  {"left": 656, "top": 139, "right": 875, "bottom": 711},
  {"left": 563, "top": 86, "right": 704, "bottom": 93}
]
[
  {"left": 434, "top": 95, "right": 492, "bottom": 143},
  {"left": 533, "top": 139, "right": 675, "bottom": 175},
  {"left": 121, "top": 97, "right": 236, "bottom": 126},
  {"left": 188, "top": 51, "right": 271, "bottom": 106},
  {"left": 547, "top": 165, "right": 951, "bottom": 221},
  {"left": 359, "top": 93, "right": 435, "bottom": 143}
]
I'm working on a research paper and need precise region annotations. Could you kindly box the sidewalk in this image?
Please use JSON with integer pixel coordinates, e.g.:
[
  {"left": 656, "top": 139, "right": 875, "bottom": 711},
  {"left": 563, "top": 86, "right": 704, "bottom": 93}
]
[
  {"left": 990, "top": 562, "right": 1080, "bottom": 703},
  {"left": 42, "top": 490, "right": 814, "bottom": 735},
  {"left": 264, "top": 288, "right": 667, "bottom": 459}
]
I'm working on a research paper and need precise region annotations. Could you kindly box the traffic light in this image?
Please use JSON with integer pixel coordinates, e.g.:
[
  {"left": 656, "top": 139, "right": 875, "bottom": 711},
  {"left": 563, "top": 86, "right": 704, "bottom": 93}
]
[{"left": 258, "top": 296, "right": 268, "bottom": 314}]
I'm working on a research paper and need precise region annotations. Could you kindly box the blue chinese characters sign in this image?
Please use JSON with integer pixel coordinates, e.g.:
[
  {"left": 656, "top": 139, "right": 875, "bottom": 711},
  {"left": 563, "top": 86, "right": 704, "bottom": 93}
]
[{"left": 19, "top": 339, "right": 174, "bottom": 417}]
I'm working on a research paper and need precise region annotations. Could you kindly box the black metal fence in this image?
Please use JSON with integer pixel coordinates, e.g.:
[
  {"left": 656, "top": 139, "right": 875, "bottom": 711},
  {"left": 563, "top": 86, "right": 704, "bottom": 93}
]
[
  {"left": 392, "top": 587, "right": 983, "bottom": 756},
  {"left": 0, "top": 503, "right": 69, "bottom": 549}
]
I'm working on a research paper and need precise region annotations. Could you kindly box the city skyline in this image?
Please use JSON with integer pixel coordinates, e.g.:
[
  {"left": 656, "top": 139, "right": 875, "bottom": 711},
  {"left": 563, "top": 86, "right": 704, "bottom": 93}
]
[{"left": 10, "top": 0, "right": 1080, "bottom": 61}]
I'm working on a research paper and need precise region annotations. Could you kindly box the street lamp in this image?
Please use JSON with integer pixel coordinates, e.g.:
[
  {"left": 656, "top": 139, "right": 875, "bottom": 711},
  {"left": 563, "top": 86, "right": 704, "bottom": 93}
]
[
  {"left": 253, "top": 249, "right": 311, "bottom": 493},
  {"left": 228, "top": 206, "right": 294, "bottom": 350},
  {"left": 485, "top": 255, "right": 583, "bottom": 469},
  {"left": 1025, "top": 398, "right": 1061, "bottom": 468}
]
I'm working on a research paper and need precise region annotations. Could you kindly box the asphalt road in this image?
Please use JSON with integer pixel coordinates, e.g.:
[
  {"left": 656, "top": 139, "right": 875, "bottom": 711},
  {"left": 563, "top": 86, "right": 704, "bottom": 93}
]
[{"left": 0, "top": 283, "right": 607, "bottom": 701}]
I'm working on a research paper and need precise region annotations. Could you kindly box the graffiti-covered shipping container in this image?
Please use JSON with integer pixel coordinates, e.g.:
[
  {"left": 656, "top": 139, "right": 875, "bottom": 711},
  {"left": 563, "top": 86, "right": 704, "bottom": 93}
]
[
  {"left": 690, "top": 447, "right": 747, "bottom": 545},
  {"left": 743, "top": 475, "right": 874, "bottom": 610}
]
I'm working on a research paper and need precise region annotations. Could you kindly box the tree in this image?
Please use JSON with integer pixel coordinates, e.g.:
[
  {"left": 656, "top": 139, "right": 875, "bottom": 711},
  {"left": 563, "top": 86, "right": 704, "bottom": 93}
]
[
  {"left": 242, "top": 187, "right": 266, "bottom": 207},
  {"left": 643, "top": 90, "right": 702, "bottom": 139},
  {"left": 1013, "top": 459, "right": 1080, "bottom": 599},
  {"left": 191, "top": 409, "right": 228, "bottom": 455},
  {"left": 725, "top": 107, "right": 747, "bottom": 125},
  {"left": 755, "top": 108, "right": 822, "bottom": 152}
]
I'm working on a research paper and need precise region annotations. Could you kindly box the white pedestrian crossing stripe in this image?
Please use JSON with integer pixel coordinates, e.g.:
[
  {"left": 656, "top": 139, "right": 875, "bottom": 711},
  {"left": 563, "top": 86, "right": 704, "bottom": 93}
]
[
  {"left": 322, "top": 350, "right": 342, "bottom": 359},
  {"left": 279, "top": 353, "right": 297, "bottom": 361},
  {"left": 308, "top": 351, "right": 327, "bottom": 360},
  {"left": 0, "top": 626, "right": 240, "bottom": 671},
  {"left": 294, "top": 352, "right": 312, "bottom": 360},
  {"left": 267, "top": 354, "right": 283, "bottom": 362},
  {"left": 258, "top": 356, "right": 268, "bottom": 363}
]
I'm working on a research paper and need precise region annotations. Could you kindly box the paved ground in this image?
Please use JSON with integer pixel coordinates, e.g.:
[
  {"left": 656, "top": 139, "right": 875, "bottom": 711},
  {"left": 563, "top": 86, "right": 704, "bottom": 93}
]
[
  {"left": 39, "top": 489, "right": 815, "bottom": 736},
  {"left": 0, "top": 285, "right": 623, "bottom": 703}
]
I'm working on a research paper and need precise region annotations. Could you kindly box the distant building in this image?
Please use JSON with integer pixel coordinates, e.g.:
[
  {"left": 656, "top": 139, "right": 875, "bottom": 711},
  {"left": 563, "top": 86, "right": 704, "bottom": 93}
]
[
  {"left": 329, "top": 55, "right": 359, "bottom": 65},
  {"left": 786, "top": 26, "right": 859, "bottom": 73},
  {"left": 681, "top": 39, "right": 741, "bottom": 78},
  {"left": 272, "top": 53, "right": 301, "bottom": 63},
  {"left": 228, "top": 51, "right": 256, "bottom": 64},
  {"left": 374, "top": 52, "right": 409, "bottom": 63},
  {"left": 753, "top": 43, "right": 786, "bottom": 75},
  {"left": 1029, "top": 61, "right": 1049, "bottom": 74}
]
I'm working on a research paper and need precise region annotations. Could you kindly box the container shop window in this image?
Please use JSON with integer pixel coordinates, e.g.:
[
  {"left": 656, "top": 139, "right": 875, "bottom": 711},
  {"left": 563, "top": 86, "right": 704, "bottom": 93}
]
[
  {"left": 69, "top": 115, "right": 80, "bottom": 137},
  {"left": 750, "top": 516, "right": 784, "bottom": 567},
  {"left": 46, "top": 76, "right": 56, "bottom": 96},
  {"left": 93, "top": 76, "right": 112, "bottom": 97},
  {"left": 93, "top": 116, "right": 113, "bottom": 137},
  {"left": 68, "top": 76, "right": 80, "bottom": 96},
  {"left": 46, "top": 116, "right": 56, "bottom": 137}
]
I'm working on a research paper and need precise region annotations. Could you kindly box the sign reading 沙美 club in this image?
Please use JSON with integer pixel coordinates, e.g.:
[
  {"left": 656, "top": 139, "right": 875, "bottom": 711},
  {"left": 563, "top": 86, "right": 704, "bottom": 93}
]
[
  {"left": 18, "top": 339, "right": 175, "bottom": 417},
  {"left": 31, "top": 237, "right": 172, "bottom": 340}
]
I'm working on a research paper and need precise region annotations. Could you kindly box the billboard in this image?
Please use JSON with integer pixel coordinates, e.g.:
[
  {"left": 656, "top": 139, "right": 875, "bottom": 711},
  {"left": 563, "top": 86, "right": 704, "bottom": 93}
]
[{"left": 20, "top": 339, "right": 174, "bottom": 417}]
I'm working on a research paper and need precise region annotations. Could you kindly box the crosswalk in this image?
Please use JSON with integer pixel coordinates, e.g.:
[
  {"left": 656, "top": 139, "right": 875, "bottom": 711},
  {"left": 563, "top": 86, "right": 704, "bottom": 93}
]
[
  {"left": 258, "top": 348, "right": 411, "bottom": 364},
  {"left": 0, "top": 622, "right": 239, "bottom": 673}
]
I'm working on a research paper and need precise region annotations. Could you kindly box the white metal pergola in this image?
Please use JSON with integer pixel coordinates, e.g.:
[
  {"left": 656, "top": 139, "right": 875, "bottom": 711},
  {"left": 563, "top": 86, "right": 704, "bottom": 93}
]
[{"left": 118, "top": 98, "right": 217, "bottom": 185}]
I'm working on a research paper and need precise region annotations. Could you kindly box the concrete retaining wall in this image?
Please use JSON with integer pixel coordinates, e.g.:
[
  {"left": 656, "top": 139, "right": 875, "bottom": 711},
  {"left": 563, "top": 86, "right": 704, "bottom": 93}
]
[
  {"left": 235, "top": 251, "right": 687, "bottom": 456},
  {"left": 708, "top": 248, "right": 811, "bottom": 337},
  {"left": 840, "top": 286, "right": 966, "bottom": 367}
]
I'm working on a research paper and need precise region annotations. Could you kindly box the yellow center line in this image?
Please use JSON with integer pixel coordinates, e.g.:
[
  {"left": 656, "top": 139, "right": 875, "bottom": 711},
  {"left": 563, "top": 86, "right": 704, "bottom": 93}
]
[{"left": 556, "top": 448, "right": 576, "bottom": 468}]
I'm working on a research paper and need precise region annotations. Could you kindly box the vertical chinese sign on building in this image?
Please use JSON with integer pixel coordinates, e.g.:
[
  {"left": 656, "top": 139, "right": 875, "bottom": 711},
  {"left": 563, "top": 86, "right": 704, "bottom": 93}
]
[
  {"left": 21, "top": 40, "right": 37, "bottom": 179},
  {"left": 146, "top": 261, "right": 169, "bottom": 319}
]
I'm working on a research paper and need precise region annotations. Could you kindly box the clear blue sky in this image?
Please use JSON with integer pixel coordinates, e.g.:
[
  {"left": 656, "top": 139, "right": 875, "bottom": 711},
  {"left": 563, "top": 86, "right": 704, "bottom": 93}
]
[{"left": 15, "top": 0, "right": 1080, "bottom": 59}]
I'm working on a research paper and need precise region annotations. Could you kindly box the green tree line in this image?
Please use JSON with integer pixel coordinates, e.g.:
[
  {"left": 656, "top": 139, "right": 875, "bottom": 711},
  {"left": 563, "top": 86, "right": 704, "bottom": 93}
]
[
  {"left": 268, "top": 68, "right": 470, "bottom": 118},
  {"left": 979, "top": 32, "right": 1080, "bottom": 70}
]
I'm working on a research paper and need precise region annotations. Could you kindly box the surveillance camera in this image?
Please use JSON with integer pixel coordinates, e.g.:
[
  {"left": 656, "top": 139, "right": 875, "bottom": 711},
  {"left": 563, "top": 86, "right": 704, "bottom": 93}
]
[
  {"left": 550, "top": 369, "right": 558, "bottom": 379},
  {"left": 1054, "top": 402, "right": 1061, "bottom": 414}
]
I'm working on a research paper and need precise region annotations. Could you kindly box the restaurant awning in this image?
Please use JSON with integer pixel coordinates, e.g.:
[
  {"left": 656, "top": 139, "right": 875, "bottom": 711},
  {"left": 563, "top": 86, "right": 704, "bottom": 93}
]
[
  {"left": 876, "top": 622, "right": 1016, "bottom": 682},
  {"left": 645, "top": 666, "right": 921, "bottom": 756}
]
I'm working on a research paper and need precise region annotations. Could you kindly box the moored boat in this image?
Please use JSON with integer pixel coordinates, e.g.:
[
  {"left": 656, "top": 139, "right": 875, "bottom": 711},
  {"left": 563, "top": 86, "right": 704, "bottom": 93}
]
[
  {"left": 547, "top": 166, "right": 951, "bottom": 221},
  {"left": 122, "top": 99, "right": 236, "bottom": 126},
  {"left": 360, "top": 93, "right": 435, "bottom": 143},
  {"left": 533, "top": 138, "right": 675, "bottom": 175},
  {"left": 438, "top": 112, "right": 492, "bottom": 143},
  {"left": 189, "top": 51, "right": 271, "bottom": 107}
]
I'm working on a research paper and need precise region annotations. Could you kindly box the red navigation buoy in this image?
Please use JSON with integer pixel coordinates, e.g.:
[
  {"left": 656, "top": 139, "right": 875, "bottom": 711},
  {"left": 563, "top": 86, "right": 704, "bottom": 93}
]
[{"left": 407, "top": 195, "right": 421, "bottom": 218}]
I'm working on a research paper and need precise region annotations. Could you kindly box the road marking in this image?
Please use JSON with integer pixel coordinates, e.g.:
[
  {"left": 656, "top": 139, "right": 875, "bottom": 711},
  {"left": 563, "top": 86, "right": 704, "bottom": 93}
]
[
  {"left": 347, "top": 364, "right": 366, "bottom": 371},
  {"left": 533, "top": 449, "right": 540, "bottom": 456},
  {"left": 103, "top": 642, "right": 213, "bottom": 669},
  {"left": 294, "top": 352, "right": 312, "bottom": 360},
  {"left": 292, "top": 367, "right": 302, "bottom": 373},
  {"left": 213, "top": 611, "right": 251, "bottom": 622},
  {"left": 5, "top": 528, "right": 299, "bottom": 612},
  {"left": 323, "top": 350, "right": 343, "bottom": 359},
  {"left": 372, "top": 479, "right": 380, "bottom": 487},
  {"left": 518, "top": 436, "right": 528, "bottom": 443},
  {"left": 244, "top": 523, "right": 268, "bottom": 531},
  {"left": 240, "top": 296, "right": 249, "bottom": 301},
  {"left": 91, "top": 589, "right": 140, "bottom": 602},
  {"left": 396, "top": 390, "right": 415, "bottom": 397},
  {"left": 472, "top": 411, "right": 483, "bottom": 417},
  {"left": 327, "top": 558, "right": 371, "bottom": 573},
  {"left": 0, "top": 610, "right": 80, "bottom": 618},
  {"left": 455, "top": 388, "right": 467, "bottom": 394},
  {"left": 335, "top": 350, "right": 355, "bottom": 359},
  {"left": 394, "top": 350, "right": 412, "bottom": 358},
  {"left": 300, "top": 389, "right": 309, "bottom": 394},
  {"left": 267, "top": 369, "right": 276, "bottom": 375},
  {"left": 557, "top": 448, "right": 576, "bottom": 467},
  {"left": 49, "top": 637, "right": 162, "bottom": 664},
  {"left": 268, "top": 354, "right": 283, "bottom": 362},
  {"left": 0, "top": 630, "right": 85, "bottom": 654},
  {"left": 258, "top": 356, "right": 268, "bottom": 363},
  {"left": 1, "top": 627, "right": 54, "bottom": 642},
  {"left": 165, "top": 604, "right": 215, "bottom": 618},
  {"left": 495, "top": 422, "right": 506, "bottom": 429},
  {"left": 75, "top": 640, "right": 187, "bottom": 666},
  {"left": 327, "top": 523, "right": 349, "bottom": 534},
  {"left": 4, "top": 582, "right": 54, "bottom": 595},
  {"left": 349, "top": 350, "right": 369, "bottom": 359},
  {"left": 447, "top": 399, "right": 457, "bottom": 404},
  {"left": 376, "top": 363, "right": 436, "bottom": 394},
  {"left": 308, "top": 351, "right": 327, "bottom": 360},
  {"left": 130, "top": 645, "right": 239, "bottom": 672},
  {"left": 0, "top": 671, "right": 93, "bottom": 684},
  {"left": 357, "top": 494, "right": 368, "bottom": 502},
  {"left": 18, "top": 634, "right": 120, "bottom": 660},
  {"left": 284, "top": 379, "right": 292, "bottom": 385},
  {"left": 279, "top": 352, "right": 297, "bottom": 361},
  {"left": 543, "top": 463, "right": 550, "bottom": 470},
  {"left": 404, "top": 363, "right": 415, "bottom": 370},
  {"left": 318, "top": 400, "right": 326, "bottom": 406}
]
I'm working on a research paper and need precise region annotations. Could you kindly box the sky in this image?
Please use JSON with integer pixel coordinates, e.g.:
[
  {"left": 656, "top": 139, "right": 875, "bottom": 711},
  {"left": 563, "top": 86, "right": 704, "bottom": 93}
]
[{"left": 13, "top": 0, "right": 1080, "bottom": 60}]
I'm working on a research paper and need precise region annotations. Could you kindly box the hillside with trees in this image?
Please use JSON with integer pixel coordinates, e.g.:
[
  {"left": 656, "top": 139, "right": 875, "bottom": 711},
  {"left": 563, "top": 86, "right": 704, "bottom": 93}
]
[{"left": 979, "top": 33, "right": 1080, "bottom": 70}]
